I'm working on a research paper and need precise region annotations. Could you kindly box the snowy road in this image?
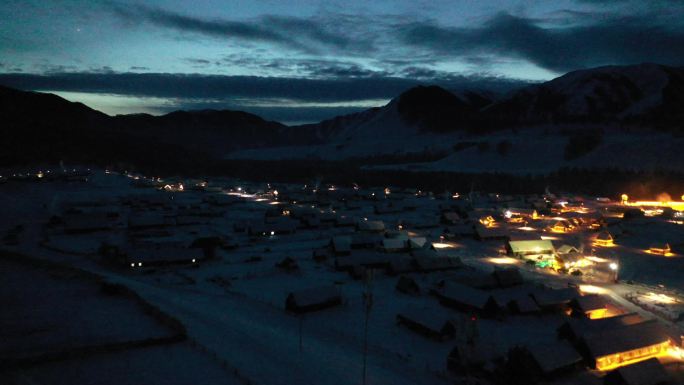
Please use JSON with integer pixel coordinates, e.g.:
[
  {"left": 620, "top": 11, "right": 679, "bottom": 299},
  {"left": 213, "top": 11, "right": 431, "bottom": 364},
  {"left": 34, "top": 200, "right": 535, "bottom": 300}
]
[{"left": 102, "top": 275, "right": 450, "bottom": 385}]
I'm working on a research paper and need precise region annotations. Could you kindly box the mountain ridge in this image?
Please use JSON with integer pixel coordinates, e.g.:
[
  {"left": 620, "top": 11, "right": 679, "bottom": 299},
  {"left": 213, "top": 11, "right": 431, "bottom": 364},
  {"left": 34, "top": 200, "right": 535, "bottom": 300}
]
[{"left": 2, "top": 63, "right": 683, "bottom": 170}]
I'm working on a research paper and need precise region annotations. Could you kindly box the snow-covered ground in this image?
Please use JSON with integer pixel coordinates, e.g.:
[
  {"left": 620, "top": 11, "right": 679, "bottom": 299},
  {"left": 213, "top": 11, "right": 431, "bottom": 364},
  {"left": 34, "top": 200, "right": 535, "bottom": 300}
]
[
  {"left": 228, "top": 128, "right": 684, "bottom": 175},
  {"left": 2, "top": 171, "right": 684, "bottom": 384}
]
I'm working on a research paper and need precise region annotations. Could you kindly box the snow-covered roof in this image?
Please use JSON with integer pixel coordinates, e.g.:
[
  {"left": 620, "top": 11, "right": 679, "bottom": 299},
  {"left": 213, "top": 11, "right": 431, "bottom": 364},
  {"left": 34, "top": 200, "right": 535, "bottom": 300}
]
[
  {"left": 436, "top": 281, "right": 497, "bottom": 310},
  {"left": 572, "top": 294, "right": 608, "bottom": 312},
  {"left": 286, "top": 286, "right": 341, "bottom": 308},
  {"left": 358, "top": 220, "right": 385, "bottom": 232},
  {"left": 531, "top": 287, "right": 579, "bottom": 307},
  {"left": 583, "top": 320, "right": 671, "bottom": 358},
  {"left": 508, "top": 239, "right": 554, "bottom": 254},
  {"left": 604, "top": 357, "right": 671, "bottom": 385},
  {"left": 526, "top": 341, "right": 583, "bottom": 374}
]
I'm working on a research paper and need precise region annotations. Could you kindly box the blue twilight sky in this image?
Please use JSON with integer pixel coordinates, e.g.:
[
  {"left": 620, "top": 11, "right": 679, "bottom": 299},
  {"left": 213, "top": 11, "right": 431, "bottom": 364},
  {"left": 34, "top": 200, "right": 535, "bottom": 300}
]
[{"left": 1, "top": 0, "right": 683, "bottom": 124}]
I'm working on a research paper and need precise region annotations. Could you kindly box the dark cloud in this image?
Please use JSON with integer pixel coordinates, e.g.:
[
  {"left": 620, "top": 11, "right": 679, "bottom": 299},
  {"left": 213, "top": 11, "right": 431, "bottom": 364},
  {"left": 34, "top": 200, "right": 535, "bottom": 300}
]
[
  {"left": 110, "top": 4, "right": 362, "bottom": 54},
  {"left": 0, "top": 70, "right": 530, "bottom": 124},
  {"left": 399, "top": 12, "right": 684, "bottom": 72},
  {"left": 294, "top": 61, "right": 390, "bottom": 78},
  {"left": 0, "top": 71, "right": 527, "bottom": 103},
  {"left": 216, "top": 55, "right": 401, "bottom": 79},
  {"left": 129, "top": 66, "right": 149, "bottom": 71}
]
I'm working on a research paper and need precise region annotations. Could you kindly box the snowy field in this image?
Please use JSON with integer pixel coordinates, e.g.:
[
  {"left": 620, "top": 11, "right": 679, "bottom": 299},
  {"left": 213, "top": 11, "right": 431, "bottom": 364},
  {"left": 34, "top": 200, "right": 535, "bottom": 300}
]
[{"left": 228, "top": 129, "right": 684, "bottom": 175}]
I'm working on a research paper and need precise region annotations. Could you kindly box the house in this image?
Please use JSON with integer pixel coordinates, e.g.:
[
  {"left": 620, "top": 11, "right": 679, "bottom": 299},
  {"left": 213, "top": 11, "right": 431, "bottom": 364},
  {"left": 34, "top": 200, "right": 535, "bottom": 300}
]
[
  {"left": 357, "top": 220, "right": 385, "bottom": 232},
  {"left": 396, "top": 275, "right": 420, "bottom": 295},
  {"left": 331, "top": 236, "right": 352, "bottom": 255},
  {"left": 381, "top": 238, "right": 407, "bottom": 253},
  {"left": 570, "top": 294, "right": 610, "bottom": 319},
  {"left": 603, "top": 358, "right": 672, "bottom": 385},
  {"left": 507, "top": 240, "right": 555, "bottom": 258},
  {"left": 407, "top": 237, "right": 427, "bottom": 249},
  {"left": 285, "top": 286, "right": 342, "bottom": 313},
  {"left": 396, "top": 307, "right": 456, "bottom": 341},
  {"left": 443, "top": 223, "right": 476, "bottom": 239},
  {"left": 648, "top": 243, "right": 672, "bottom": 256},
  {"left": 549, "top": 219, "right": 574, "bottom": 233},
  {"left": 558, "top": 313, "right": 644, "bottom": 342},
  {"left": 350, "top": 233, "right": 383, "bottom": 249},
  {"left": 490, "top": 285, "right": 541, "bottom": 315},
  {"left": 594, "top": 231, "right": 615, "bottom": 247},
  {"left": 412, "top": 249, "right": 463, "bottom": 272},
  {"left": 508, "top": 341, "right": 583, "bottom": 379},
  {"left": 475, "top": 224, "right": 509, "bottom": 241},
  {"left": 492, "top": 268, "right": 524, "bottom": 288},
  {"left": 509, "top": 295, "right": 542, "bottom": 315},
  {"left": 578, "top": 320, "right": 673, "bottom": 370},
  {"left": 531, "top": 287, "right": 579, "bottom": 312},
  {"left": 432, "top": 281, "right": 499, "bottom": 316}
]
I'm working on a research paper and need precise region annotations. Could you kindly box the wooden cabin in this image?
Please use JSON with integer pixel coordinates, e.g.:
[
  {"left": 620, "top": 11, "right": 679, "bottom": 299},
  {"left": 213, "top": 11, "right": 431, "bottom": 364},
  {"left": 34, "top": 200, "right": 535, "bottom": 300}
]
[
  {"left": 579, "top": 320, "right": 673, "bottom": 371},
  {"left": 396, "top": 307, "right": 456, "bottom": 341},
  {"left": 285, "top": 286, "right": 342, "bottom": 314},
  {"left": 648, "top": 243, "right": 672, "bottom": 256},
  {"left": 507, "top": 240, "right": 555, "bottom": 259},
  {"left": 570, "top": 294, "right": 610, "bottom": 319},
  {"left": 594, "top": 231, "right": 615, "bottom": 247},
  {"left": 603, "top": 358, "right": 672, "bottom": 385},
  {"left": 508, "top": 342, "right": 583, "bottom": 380},
  {"left": 432, "top": 282, "right": 499, "bottom": 316}
]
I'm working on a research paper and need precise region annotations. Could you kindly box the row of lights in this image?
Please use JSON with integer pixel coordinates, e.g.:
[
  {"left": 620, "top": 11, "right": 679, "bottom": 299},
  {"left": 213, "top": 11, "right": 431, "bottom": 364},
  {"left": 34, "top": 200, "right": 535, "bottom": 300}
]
[{"left": 129, "top": 258, "right": 196, "bottom": 268}]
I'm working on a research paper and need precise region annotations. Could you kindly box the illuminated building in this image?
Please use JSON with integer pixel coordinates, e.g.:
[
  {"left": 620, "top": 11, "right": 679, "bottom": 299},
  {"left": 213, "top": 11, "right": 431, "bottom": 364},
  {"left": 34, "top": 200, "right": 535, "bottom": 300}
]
[
  {"left": 581, "top": 320, "right": 673, "bottom": 371},
  {"left": 647, "top": 243, "right": 673, "bottom": 257},
  {"left": 507, "top": 240, "right": 555, "bottom": 259},
  {"left": 593, "top": 231, "right": 615, "bottom": 247}
]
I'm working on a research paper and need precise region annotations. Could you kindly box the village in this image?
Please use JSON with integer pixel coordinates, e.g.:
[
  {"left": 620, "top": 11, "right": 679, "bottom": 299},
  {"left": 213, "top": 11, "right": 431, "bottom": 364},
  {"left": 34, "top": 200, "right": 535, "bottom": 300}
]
[{"left": 2, "top": 167, "right": 684, "bottom": 385}]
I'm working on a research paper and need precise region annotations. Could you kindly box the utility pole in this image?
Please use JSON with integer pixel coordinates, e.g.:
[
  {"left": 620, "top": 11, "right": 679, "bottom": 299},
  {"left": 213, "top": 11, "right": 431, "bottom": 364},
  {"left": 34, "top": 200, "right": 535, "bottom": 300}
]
[{"left": 362, "top": 269, "right": 374, "bottom": 385}]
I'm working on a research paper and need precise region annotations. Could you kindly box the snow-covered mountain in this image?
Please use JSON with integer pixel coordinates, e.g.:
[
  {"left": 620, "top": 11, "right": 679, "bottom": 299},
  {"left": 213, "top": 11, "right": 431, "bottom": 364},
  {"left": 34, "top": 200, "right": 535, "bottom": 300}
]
[
  {"left": 3, "top": 63, "right": 684, "bottom": 174},
  {"left": 292, "top": 85, "right": 494, "bottom": 143},
  {"left": 230, "top": 64, "right": 684, "bottom": 174},
  {"left": 484, "top": 63, "right": 684, "bottom": 129}
]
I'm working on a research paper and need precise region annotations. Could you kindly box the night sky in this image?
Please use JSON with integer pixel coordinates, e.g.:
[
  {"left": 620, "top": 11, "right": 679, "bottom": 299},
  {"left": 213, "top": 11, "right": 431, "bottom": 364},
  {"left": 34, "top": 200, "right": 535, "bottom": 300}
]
[{"left": 1, "top": 0, "right": 683, "bottom": 124}]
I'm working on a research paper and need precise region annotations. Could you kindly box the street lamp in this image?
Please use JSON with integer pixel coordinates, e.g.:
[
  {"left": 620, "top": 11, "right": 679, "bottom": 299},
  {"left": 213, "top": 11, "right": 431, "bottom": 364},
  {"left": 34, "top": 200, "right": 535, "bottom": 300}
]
[{"left": 609, "top": 262, "right": 619, "bottom": 282}]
